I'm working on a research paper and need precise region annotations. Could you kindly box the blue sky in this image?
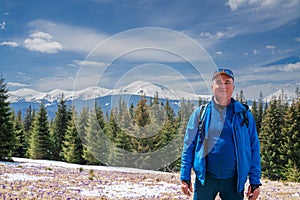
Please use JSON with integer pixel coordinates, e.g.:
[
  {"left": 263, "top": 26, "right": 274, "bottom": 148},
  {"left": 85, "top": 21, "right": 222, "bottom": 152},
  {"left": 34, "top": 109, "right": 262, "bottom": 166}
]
[{"left": 0, "top": 0, "right": 300, "bottom": 100}]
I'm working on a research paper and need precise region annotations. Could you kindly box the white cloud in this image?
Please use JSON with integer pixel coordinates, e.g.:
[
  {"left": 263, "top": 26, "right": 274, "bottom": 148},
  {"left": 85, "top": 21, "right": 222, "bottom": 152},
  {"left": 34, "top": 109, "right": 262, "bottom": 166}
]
[
  {"left": 181, "top": 0, "right": 299, "bottom": 52},
  {"left": 7, "top": 82, "right": 29, "bottom": 87},
  {"left": 215, "top": 51, "right": 223, "bottom": 55},
  {"left": 6, "top": 81, "right": 31, "bottom": 91},
  {"left": 14, "top": 72, "right": 32, "bottom": 82},
  {"left": 28, "top": 20, "right": 108, "bottom": 54},
  {"left": 200, "top": 31, "right": 227, "bottom": 41},
  {"left": 254, "top": 62, "right": 300, "bottom": 73},
  {"left": 29, "top": 31, "right": 53, "bottom": 40},
  {"left": 265, "top": 45, "right": 276, "bottom": 49},
  {"left": 28, "top": 21, "right": 213, "bottom": 63},
  {"left": 281, "top": 62, "right": 300, "bottom": 72},
  {"left": 73, "top": 60, "right": 107, "bottom": 68},
  {"left": 34, "top": 76, "right": 76, "bottom": 92},
  {"left": 0, "top": 21, "right": 5, "bottom": 30},
  {"left": 226, "top": 0, "right": 299, "bottom": 11},
  {"left": 295, "top": 37, "right": 300, "bottom": 42},
  {"left": 222, "top": 0, "right": 300, "bottom": 38},
  {"left": 236, "top": 63, "right": 300, "bottom": 99},
  {"left": 226, "top": 0, "right": 245, "bottom": 11},
  {"left": 0, "top": 41, "right": 18, "bottom": 47},
  {"left": 7, "top": 82, "right": 28, "bottom": 87},
  {"left": 23, "top": 30, "right": 63, "bottom": 54},
  {"left": 253, "top": 49, "right": 258, "bottom": 54}
]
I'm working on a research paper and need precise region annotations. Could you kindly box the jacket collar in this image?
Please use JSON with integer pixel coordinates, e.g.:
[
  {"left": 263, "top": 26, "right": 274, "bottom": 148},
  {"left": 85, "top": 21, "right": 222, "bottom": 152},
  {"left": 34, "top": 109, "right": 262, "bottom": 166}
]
[{"left": 210, "top": 97, "right": 247, "bottom": 114}]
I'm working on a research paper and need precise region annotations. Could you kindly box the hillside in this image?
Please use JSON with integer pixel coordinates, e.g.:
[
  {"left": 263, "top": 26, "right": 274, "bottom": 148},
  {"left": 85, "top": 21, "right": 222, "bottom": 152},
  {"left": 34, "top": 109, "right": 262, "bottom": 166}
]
[{"left": 1, "top": 158, "right": 300, "bottom": 199}]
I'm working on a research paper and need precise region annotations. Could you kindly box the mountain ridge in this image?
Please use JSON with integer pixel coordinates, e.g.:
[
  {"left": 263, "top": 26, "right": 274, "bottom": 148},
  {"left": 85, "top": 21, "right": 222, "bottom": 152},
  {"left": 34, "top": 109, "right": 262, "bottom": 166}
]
[
  {"left": 8, "top": 81, "right": 298, "bottom": 120},
  {"left": 8, "top": 81, "right": 211, "bottom": 103}
]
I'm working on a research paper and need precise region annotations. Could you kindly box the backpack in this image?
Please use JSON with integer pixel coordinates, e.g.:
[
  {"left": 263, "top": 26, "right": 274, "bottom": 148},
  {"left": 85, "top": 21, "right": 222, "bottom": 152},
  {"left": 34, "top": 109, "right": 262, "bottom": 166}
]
[{"left": 198, "top": 102, "right": 249, "bottom": 132}]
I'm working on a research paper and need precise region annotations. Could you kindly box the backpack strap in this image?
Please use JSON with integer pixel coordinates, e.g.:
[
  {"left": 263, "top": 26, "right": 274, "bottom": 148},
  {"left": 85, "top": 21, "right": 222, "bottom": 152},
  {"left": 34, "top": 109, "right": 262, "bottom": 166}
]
[
  {"left": 198, "top": 103, "right": 208, "bottom": 131},
  {"left": 241, "top": 103, "right": 249, "bottom": 127}
]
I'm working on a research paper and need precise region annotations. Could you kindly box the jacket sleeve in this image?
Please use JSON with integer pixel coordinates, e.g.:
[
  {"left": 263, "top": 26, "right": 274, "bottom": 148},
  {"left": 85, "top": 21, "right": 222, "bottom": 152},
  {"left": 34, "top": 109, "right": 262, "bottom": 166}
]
[
  {"left": 180, "top": 107, "right": 200, "bottom": 181},
  {"left": 247, "top": 111, "right": 262, "bottom": 185}
]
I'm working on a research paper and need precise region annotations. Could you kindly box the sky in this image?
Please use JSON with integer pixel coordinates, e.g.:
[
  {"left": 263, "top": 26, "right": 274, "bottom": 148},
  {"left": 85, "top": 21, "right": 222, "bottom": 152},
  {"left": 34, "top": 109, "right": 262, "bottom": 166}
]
[{"left": 0, "top": 0, "right": 300, "bottom": 100}]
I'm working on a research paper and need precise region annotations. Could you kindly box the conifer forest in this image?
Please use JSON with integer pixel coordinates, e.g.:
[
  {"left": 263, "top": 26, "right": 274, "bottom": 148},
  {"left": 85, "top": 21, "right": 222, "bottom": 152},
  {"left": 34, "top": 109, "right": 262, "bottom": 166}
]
[{"left": 1, "top": 77, "right": 300, "bottom": 182}]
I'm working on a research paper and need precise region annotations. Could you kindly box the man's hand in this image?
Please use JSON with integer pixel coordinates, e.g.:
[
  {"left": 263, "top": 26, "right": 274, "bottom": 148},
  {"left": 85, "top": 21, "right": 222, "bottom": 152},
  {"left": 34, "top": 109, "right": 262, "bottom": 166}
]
[
  {"left": 246, "top": 184, "right": 260, "bottom": 200},
  {"left": 181, "top": 180, "right": 193, "bottom": 196}
]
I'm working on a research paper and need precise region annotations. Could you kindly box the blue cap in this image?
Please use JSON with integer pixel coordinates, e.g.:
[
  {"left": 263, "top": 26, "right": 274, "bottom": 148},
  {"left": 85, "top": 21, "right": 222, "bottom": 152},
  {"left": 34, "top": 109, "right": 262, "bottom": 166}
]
[{"left": 212, "top": 68, "right": 234, "bottom": 81}]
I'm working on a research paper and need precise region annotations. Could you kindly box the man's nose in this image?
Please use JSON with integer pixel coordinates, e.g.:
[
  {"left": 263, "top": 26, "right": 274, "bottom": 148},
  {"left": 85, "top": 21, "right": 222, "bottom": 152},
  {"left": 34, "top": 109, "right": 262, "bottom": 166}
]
[{"left": 219, "top": 83, "right": 226, "bottom": 88}]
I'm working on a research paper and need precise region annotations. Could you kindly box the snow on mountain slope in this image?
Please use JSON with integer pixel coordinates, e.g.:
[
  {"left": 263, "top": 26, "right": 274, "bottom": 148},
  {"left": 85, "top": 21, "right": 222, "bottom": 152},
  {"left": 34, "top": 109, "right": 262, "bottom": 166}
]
[
  {"left": 114, "top": 80, "right": 210, "bottom": 100},
  {"left": 9, "top": 88, "right": 46, "bottom": 102},
  {"left": 9, "top": 86, "right": 111, "bottom": 103},
  {"left": 8, "top": 81, "right": 210, "bottom": 103},
  {"left": 263, "top": 89, "right": 298, "bottom": 103}
]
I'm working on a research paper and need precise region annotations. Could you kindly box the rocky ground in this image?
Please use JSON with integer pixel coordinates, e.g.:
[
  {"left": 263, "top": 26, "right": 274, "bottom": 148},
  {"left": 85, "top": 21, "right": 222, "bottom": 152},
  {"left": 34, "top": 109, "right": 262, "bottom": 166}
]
[{"left": 0, "top": 158, "right": 299, "bottom": 199}]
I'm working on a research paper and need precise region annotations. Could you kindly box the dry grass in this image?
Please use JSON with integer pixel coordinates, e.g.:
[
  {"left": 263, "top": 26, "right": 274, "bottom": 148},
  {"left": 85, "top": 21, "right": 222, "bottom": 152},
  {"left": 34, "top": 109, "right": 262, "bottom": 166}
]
[
  {"left": 1, "top": 160, "right": 300, "bottom": 199},
  {"left": 0, "top": 161, "right": 186, "bottom": 199},
  {"left": 256, "top": 179, "right": 300, "bottom": 200}
]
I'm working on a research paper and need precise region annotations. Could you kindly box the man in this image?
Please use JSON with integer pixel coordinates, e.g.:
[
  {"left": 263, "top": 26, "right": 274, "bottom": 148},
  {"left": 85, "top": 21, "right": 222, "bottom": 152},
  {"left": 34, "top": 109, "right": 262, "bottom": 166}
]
[{"left": 180, "top": 68, "right": 261, "bottom": 200}]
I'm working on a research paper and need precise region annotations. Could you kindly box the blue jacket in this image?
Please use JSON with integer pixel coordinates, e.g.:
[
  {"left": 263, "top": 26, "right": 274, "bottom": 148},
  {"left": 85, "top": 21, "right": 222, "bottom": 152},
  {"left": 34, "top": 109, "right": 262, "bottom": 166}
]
[{"left": 180, "top": 99, "right": 261, "bottom": 192}]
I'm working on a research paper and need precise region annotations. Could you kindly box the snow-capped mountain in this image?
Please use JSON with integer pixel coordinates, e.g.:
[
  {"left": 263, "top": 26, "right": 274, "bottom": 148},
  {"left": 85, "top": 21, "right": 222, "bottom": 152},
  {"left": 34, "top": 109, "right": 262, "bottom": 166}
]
[
  {"left": 8, "top": 81, "right": 210, "bottom": 103},
  {"left": 9, "top": 81, "right": 211, "bottom": 119},
  {"left": 114, "top": 81, "right": 209, "bottom": 100},
  {"left": 8, "top": 81, "right": 298, "bottom": 120},
  {"left": 9, "top": 87, "right": 111, "bottom": 103},
  {"left": 263, "top": 89, "right": 298, "bottom": 103}
]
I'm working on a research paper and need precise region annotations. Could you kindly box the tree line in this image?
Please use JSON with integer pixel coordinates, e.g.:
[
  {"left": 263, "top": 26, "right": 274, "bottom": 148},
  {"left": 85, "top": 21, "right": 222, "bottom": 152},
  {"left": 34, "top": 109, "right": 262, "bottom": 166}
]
[{"left": 1, "top": 78, "right": 300, "bottom": 182}]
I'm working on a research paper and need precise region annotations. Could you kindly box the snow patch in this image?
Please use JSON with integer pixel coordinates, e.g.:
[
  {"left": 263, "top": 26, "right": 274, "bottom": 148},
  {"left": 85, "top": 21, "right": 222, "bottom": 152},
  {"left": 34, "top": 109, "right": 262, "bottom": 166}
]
[{"left": 0, "top": 173, "right": 48, "bottom": 181}]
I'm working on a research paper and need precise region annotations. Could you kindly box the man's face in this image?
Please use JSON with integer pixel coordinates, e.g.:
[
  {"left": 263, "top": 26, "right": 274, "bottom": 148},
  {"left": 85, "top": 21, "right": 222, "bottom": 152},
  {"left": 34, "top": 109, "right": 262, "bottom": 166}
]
[{"left": 211, "top": 74, "right": 235, "bottom": 103}]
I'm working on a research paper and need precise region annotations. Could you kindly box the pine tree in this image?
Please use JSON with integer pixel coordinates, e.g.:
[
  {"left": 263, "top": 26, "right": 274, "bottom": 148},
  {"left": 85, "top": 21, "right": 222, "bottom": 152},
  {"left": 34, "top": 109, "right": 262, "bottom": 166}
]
[
  {"left": 112, "top": 112, "right": 133, "bottom": 167},
  {"left": 251, "top": 100, "right": 258, "bottom": 125},
  {"left": 284, "top": 160, "right": 300, "bottom": 182},
  {"left": 237, "top": 89, "right": 246, "bottom": 104},
  {"left": 0, "top": 77, "right": 15, "bottom": 161},
  {"left": 77, "top": 107, "right": 89, "bottom": 144},
  {"left": 113, "top": 99, "right": 135, "bottom": 163},
  {"left": 176, "top": 99, "right": 195, "bottom": 170},
  {"left": 83, "top": 110, "right": 108, "bottom": 165},
  {"left": 257, "top": 92, "right": 264, "bottom": 133},
  {"left": 296, "top": 87, "right": 300, "bottom": 99},
  {"left": 77, "top": 107, "right": 91, "bottom": 164},
  {"left": 153, "top": 99, "right": 176, "bottom": 150},
  {"left": 13, "top": 110, "right": 28, "bottom": 157},
  {"left": 134, "top": 95, "right": 151, "bottom": 127},
  {"left": 95, "top": 102, "right": 105, "bottom": 129},
  {"left": 51, "top": 94, "right": 71, "bottom": 160},
  {"left": 62, "top": 108, "right": 85, "bottom": 164},
  {"left": 154, "top": 100, "right": 180, "bottom": 171},
  {"left": 147, "top": 93, "right": 165, "bottom": 137},
  {"left": 28, "top": 102, "right": 52, "bottom": 159},
  {"left": 120, "top": 100, "right": 134, "bottom": 133},
  {"left": 260, "top": 97, "right": 285, "bottom": 180},
  {"left": 281, "top": 98, "right": 300, "bottom": 181},
  {"left": 23, "top": 105, "right": 34, "bottom": 133},
  {"left": 129, "top": 102, "right": 134, "bottom": 119},
  {"left": 103, "top": 111, "right": 123, "bottom": 164}
]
